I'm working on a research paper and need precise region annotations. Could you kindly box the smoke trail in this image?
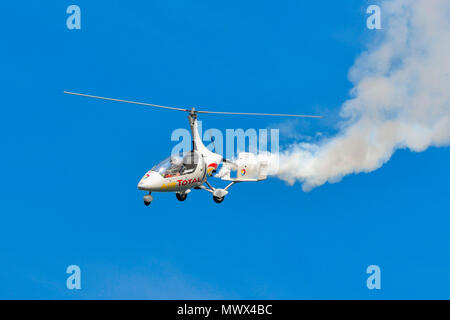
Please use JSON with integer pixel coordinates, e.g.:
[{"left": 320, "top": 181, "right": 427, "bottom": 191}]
[{"left": 271, "top": 0, "right": 450, "bottom": 191}]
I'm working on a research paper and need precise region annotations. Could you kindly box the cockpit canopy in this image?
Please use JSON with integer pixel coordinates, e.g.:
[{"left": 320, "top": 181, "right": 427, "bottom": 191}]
[{"left": 151, "top": 151, "right": 200, "bottom": 178}]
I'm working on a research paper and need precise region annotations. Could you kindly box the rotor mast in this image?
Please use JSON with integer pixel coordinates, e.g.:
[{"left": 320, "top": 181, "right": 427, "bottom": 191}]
[{"left": 188, "top": 107, "right": 200, "bottom": 151}]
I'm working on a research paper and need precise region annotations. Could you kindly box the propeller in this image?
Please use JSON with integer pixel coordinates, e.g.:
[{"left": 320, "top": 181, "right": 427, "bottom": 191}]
[{"left": 63, "top": 91, "right": 323, "bottom": 118}]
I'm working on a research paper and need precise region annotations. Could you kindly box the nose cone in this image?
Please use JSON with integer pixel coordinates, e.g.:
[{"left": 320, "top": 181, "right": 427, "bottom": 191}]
[
  {"left": 138, "top": 171, "right": 163, "bottom": 191},
  {"left": 137, "top": 178, "right": 148, "bottom": 190}
]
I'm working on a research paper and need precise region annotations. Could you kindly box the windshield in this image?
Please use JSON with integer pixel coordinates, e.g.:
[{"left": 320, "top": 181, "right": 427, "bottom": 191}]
[{"left": 151, "top": 152, "right": 199, "bottom": 178}]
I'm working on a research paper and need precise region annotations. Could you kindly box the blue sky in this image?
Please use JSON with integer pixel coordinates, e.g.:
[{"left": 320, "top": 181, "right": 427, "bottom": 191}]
[{"left": 1, "top": 1, "right": 449, "bottom": 299}]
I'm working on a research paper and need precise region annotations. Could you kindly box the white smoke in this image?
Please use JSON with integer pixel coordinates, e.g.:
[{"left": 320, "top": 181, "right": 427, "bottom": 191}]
[{"left": 270, "top": 0, "right": 450, "bottom": 191}]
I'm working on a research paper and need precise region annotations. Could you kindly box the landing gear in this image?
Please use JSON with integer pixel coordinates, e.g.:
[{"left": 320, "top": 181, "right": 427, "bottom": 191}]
[
  {"left": 213, "top": 195, "right": 224, "bottom": 203},
  {"left": 176, "top": 192, "right": 187, "bottom": 201},
  {"left": 143, "top": 193, "right": 153, "bottom": 206},
  {"left": 212, "top": 188, "right": 228, "bottom": 204},
  {"left": 199, "top": 181, "right": 236, "bottom": 204}
]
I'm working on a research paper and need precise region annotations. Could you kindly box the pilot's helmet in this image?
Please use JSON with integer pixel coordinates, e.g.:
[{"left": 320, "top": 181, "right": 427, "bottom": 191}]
[{"left": 170, "top": 156, "right": 182, "bottom": 166}]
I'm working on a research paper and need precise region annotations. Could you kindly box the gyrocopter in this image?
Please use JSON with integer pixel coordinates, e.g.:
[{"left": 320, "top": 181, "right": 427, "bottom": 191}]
[{"left": 64, "top": 91, "right": 322, "bottom": 206}]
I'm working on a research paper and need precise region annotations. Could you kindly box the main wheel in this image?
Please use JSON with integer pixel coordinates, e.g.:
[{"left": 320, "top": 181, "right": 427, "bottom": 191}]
[
  {"left": 213, "top": 196, "right": 224, "bottom": 203},
  {"left": 176, "top": 193, "right": 187, "bottom": 201}
]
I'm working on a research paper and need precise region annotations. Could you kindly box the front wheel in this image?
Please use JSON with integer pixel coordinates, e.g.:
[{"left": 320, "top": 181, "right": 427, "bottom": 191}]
[
  {"left": 143, "top": 194, "right": 153, "bottom": 206},
  {"left": 176, "top": 193, "right": 187, "bottom": 202},
  {"left": 213, "top": 196, "right": 224, "bottom": 203}
]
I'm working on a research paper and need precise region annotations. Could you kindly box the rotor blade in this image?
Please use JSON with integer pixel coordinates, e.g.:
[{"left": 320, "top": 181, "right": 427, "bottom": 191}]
[
  {"left": 64, "top": 91, "right": 323, "bottom": 118},
  {"left": 63, "top": 91, "right": 189, "bottom": 112},
  {"left": 196, "top": 110, "right": 323, "bottom": 118}
]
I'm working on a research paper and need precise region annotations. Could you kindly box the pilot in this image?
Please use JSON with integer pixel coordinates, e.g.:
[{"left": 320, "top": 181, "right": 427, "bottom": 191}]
[{"left": 164, "top": 156, "right": 184, "bottom": 178}]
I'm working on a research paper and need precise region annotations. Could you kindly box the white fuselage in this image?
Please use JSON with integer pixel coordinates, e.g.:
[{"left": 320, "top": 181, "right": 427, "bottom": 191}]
[{"left": 138, "top": 150, "right": 207, "bottom": 192}]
